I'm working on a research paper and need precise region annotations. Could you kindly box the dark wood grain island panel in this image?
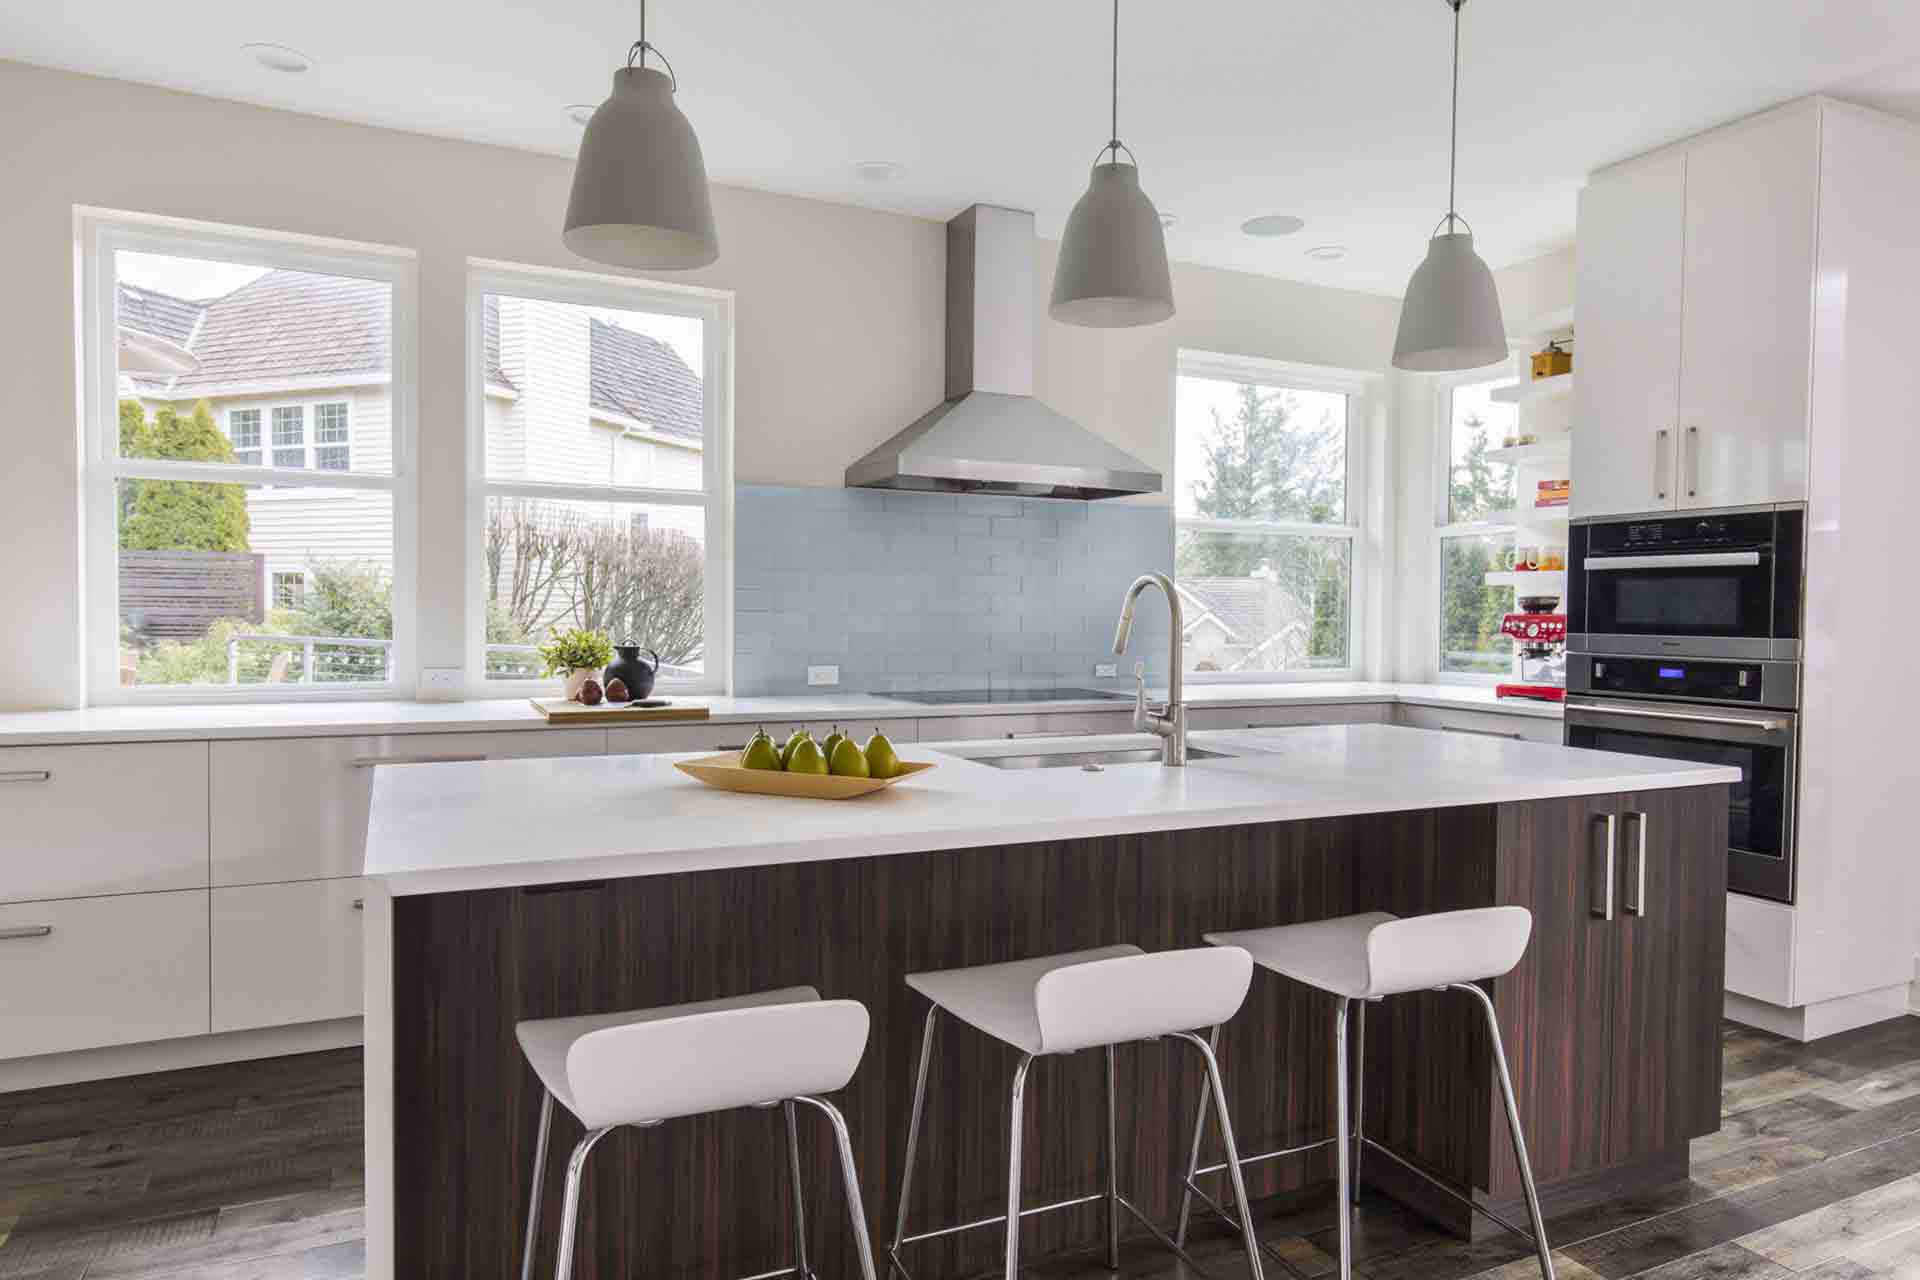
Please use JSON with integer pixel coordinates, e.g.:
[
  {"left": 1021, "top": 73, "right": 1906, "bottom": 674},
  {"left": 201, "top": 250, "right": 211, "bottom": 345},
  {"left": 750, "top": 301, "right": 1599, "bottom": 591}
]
[{"left": 389, "top": 787, "right": 1729, "bottom": 1279}]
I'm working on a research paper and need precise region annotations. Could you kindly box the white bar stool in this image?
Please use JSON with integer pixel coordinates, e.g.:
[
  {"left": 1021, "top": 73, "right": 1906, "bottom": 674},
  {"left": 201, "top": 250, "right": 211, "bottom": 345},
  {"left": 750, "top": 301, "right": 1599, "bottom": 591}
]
[
  {"left": 1178, "top": 907, "right": 1554, "bottom": 1280},
  {"left": 515, "top": 985, "right": 879, "bottom": 1280},
  {"left": 888, "top": 943, "right": 1268, "bottom": 1280}
]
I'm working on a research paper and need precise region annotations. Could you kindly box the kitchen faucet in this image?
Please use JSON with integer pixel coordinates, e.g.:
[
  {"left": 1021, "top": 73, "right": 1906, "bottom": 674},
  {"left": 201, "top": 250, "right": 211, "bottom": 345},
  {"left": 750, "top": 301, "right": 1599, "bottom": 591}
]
[{"left": 1112, "top": 572, "right": 1186, "bottom": 766}]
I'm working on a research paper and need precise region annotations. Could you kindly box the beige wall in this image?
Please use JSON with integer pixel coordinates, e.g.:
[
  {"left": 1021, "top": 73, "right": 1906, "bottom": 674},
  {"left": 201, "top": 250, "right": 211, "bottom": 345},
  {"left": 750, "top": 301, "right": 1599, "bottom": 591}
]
[{"left": 0, "top": 58, "right": 1414, "bottom": 708}]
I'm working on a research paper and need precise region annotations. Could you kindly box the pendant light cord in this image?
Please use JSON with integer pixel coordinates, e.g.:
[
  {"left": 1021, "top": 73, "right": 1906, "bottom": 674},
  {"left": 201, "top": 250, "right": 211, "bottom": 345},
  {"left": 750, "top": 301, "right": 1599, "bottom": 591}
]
[
  {"left": 1109, "top": 0, "right": 1120, "bottom": 155},
  {"left": 1446, "top": 0, "right": 1463, "bottom": 229},
  {"left": 623, "top": 0, "right": 678, "bottom": 85}
]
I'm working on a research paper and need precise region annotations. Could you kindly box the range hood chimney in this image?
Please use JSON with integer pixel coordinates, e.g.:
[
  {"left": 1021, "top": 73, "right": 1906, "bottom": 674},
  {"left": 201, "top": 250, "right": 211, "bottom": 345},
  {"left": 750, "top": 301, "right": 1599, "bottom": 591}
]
[{"left": 845, "top": 204, "right": 1163, "bottom": 501}]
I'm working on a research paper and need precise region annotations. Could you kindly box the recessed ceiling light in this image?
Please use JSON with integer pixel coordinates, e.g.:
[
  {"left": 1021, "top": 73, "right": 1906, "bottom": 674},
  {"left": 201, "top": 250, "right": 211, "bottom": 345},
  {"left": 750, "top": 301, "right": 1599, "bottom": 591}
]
[
  {"left": 1159, "top": 213, "right": 1178, "bottom": 230},
  {"left": 242, "top": 43, "right": 313, "bottom": 73},
  {"left": 1241, "top": 214, "right": 1305, "bottom": 238},
  {"left": 565, "top": 103, "right": 597, "bottom": 127},
  {"left": 1305, "top": 244, "right": 1349, "bottom": 262},
  {"left": 854, "top": 160, "right": 908, "bottom": 183}
]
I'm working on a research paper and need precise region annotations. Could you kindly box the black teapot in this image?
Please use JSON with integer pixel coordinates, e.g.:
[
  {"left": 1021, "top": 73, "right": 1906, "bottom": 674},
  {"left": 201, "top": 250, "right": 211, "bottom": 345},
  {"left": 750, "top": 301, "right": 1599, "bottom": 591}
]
[{"left": 602, "top": 645, "right": 660, "bottom": 701}]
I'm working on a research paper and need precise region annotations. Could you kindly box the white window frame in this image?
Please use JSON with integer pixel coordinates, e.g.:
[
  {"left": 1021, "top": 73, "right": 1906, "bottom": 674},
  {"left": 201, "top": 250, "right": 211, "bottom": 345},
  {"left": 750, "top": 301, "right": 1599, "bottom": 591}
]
[
  {"left": 79, "top": 207, "right": 418, "bottom": 705},
  {"left": 271, "top": 568, "right": 309, "bottom": 610},
  {"left": 226, "top": 407, "right": 263, "bottom": 465},
  {"left": 1172, "top": 350, "right": 1379, "bottom": 684},
  {"left": 465, "top": 259, "right": 733, "bottom": 697},
  {"left": 1429, "top": 355, "right": 1523, "bottom": 685}
]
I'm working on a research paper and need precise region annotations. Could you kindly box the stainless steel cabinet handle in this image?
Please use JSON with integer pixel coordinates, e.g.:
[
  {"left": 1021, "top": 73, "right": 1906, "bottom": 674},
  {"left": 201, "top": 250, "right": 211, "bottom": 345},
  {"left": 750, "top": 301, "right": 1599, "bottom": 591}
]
[
  {"left": 1624, "top": 812, "right": 1648, "bottom": 917},
  {"left": 1585, "top": 551, "right": 1761, "bottom": 571},
  {"left": 1440, "top": 726, "right": 1525, "bottom": 740},
  {"left": 1684, "top": 425, "right": 1700, "bottom": 499},
  {"left": 1007, "top": 730, "right": 1085, "bottom": 739},
  {"left": 716, "top": 743, "right": 748, "bottom": 752},
  {"left": 350, "top": 754, "right": 489, "bottom": 768},
  {"left": 1655, "top": 427, "right": 1671, "bottom": 501},
  {"left": 352, "top": 899, "right": 365, "bottom": 911},
  {"left": 1593, "top": 814, "right": 1618, "bottom": 921},
  {"left": 0, "top": 770, "right": 51, "bottom": 783},
  {"left": 0, "top": 925, "right": 53, "bottom": 941}
]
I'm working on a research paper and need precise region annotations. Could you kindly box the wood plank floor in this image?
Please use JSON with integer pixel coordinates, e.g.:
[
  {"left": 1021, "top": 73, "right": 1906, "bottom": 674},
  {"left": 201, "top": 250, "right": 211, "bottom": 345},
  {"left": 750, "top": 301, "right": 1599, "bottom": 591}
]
[{"left": 3, "top": 1017, "right": 1919, "bottom": 1279}]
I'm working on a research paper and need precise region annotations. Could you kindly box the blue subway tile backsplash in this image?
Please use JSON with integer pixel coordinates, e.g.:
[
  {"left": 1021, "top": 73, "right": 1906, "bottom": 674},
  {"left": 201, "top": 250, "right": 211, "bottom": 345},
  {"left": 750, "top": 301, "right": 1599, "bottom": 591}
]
[{"left": 732, "top": 485, "right": 1173, "bottom": 696}]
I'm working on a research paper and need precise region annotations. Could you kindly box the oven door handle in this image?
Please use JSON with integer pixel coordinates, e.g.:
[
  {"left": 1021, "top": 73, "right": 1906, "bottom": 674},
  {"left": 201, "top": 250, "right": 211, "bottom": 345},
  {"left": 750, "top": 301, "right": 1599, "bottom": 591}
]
[
  {"left": 1569, "top": 704, "right": 1788, "bottom": 734},
  {"left": 1582, "top": 551, "right": 1763, "bottom": 571}
]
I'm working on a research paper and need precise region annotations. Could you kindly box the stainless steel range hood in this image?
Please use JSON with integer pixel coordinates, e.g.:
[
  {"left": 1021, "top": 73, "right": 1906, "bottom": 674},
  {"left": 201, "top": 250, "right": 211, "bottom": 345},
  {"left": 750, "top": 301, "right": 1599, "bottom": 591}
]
[{"left": 845, "top": 204, "right": 1163, "bottom": 501}]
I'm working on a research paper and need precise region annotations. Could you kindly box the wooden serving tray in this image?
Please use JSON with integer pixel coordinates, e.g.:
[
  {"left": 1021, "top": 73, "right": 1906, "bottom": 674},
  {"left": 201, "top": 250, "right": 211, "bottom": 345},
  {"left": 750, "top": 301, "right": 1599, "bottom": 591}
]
[
  {"left": 673, "top": 753, "right": 935, "bottom": 800},
  {"left": 528, "top": 698, "right": 712, "bottom": 724}
]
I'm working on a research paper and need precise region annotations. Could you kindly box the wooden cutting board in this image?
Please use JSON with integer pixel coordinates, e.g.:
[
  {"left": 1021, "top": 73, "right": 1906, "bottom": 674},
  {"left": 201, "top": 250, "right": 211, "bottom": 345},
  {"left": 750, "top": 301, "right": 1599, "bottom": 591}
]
[{"left": 528, "top": 698, "right": 712, "bottom": 724}]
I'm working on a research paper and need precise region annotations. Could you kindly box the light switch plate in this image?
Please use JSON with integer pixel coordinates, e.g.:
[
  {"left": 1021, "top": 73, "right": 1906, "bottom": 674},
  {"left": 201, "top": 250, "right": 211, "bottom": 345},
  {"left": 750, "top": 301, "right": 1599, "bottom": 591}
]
[
  {"left": 1093, "top": 662, "right": 1119, "bottom": 679},
  {"left": 418, "top": 667, "right": 463, "bottom": 702},
  {"left": 806, "top": 665, "right": 840, "bottom": 687}
]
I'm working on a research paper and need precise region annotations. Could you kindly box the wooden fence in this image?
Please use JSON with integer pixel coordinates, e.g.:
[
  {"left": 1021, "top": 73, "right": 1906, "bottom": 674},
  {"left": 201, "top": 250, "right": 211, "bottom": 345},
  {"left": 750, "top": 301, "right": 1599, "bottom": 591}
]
[{"left": 119, "top": 550, "right": 266, "bottom": 639}]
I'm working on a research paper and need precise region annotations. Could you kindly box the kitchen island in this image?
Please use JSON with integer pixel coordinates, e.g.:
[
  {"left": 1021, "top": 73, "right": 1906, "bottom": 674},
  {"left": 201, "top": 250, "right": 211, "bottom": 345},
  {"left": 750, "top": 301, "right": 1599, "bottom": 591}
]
[{"left": 361, "top": 724, "right": 1735, "bottom": 1280}]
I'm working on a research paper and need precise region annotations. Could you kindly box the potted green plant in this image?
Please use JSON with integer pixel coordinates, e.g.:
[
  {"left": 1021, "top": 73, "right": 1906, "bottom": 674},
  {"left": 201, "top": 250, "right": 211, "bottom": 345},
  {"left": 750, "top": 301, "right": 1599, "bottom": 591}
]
[{"left": 538, "top": 629, "right": 614, "bottom": 701}]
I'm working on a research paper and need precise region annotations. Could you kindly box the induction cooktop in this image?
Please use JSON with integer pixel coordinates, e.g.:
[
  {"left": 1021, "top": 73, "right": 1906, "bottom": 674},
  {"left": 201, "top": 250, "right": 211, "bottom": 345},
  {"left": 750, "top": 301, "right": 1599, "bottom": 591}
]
[{"left": 876, "top": 688, "right": 1131, "bottom": 706}]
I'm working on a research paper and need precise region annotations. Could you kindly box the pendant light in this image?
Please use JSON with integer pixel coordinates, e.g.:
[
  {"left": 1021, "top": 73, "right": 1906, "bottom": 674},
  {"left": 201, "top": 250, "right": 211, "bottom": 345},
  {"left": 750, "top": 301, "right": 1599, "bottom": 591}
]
[
  {"left": 563, "top": 0, "right": 719, "bottom": 270},
  {"left": 1049, "top": 0, "right": 1175, "bottom": 328},
  {"left": 1391, "top": 0, "right": 1507, "bottom": 371}
]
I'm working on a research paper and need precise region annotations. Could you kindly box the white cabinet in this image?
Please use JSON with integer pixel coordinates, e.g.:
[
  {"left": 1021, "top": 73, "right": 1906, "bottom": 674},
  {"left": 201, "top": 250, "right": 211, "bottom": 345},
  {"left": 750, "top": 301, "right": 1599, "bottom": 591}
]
[
  {"left": 0, "top": 891, "right": 210, "bottom": 1058},
  {"left": 210, "top": 730, "right": 605, "bottom": 884},
  {"left": 1573, "top": 103, "right": 1818, "bottom": 518},
  {"left": 212, "top": 879, "right": 365, "bottom": 1033},
  {"left": 1677, "top": 107, "right": 1817, "bottom": 509},
  {"left": 1393, "top": 704, "right": 1563, "bottom": 744},
  {"left": 607, "top": 719, "right": 919, "bottom": 756},
  {"left": 0, "top": 742, "right": 208, "bottom": 903},
  {"left": 1572, "top": 150, "right": 1686, "bottom": 520},
  {"left": 1186, "top": 704, "right": 1388, "bottom": 731},
  {"left": 915, "top": 711, "right": 1135, "bottom": 743}
]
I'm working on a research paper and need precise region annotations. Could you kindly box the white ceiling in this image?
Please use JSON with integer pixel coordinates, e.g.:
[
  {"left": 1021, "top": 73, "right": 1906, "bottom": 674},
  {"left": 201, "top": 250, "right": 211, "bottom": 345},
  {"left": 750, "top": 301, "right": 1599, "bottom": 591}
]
[{"left": 5, "top": 1, "right": 1919, "bottom": 296}]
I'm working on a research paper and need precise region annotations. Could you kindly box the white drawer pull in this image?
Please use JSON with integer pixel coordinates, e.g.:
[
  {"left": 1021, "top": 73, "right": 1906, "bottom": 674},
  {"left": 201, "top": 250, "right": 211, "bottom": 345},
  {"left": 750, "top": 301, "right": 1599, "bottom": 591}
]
[
  {"left": 0, "top": 925, "right": 53, "bottom": 941},
  {"left": 0, "top": 770, "right": 51, "bottom": 783},
  {"left": 350, "top": 754, "right": 488, "bottom": 769}
]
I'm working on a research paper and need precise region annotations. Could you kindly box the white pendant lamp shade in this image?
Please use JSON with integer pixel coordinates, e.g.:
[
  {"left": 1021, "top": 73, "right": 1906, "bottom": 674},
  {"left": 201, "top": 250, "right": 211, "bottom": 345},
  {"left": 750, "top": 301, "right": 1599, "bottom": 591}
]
[
  {"left": 1050, "top": 0, "right": 1175, "bottom": 328},
  {"left": 1392, "top": 229, "right": 1507, "bottom": 371},
  {"left": 564, "top": 33, "right": 718, "bottom": 271},
  {"left": 1050, "top": 160, "right": 1175, "bottom": 327},
  {"left": 1391, "top": 0, "right": 1506, "bottom": 372}
]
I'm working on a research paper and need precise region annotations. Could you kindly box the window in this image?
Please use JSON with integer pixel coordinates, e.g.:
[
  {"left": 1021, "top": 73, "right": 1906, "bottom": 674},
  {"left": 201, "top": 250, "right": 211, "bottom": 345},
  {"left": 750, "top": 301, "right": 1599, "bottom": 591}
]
[
  {"left": 1435, "top": 365, "right": 1521, "bottom": 677},
  {"left": 1173, "top": 351, "right": 1370, "bottom": 679},
  {"left": 272, "top": 570, "right": 307, "bottom": 609},
  {"left": 469, "top": 264, "right": 731, "bottom": 693},
  {"left": 227, "top": 408, "right": 262, "bottom": 464},
  {"left": 83, "top": 210, "right": 414, "bottom": 700}
]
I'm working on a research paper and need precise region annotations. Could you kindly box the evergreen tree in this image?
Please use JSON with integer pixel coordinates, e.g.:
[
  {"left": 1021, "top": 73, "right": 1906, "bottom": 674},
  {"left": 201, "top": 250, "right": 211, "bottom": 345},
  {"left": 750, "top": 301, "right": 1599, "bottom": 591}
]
[{"left": 119, "top": 401, "right": 252, "bottom": 552}]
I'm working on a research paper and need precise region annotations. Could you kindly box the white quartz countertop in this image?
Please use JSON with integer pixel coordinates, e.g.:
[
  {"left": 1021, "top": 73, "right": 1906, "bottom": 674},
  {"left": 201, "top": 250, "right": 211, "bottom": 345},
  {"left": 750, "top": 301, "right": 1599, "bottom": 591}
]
[
  {"left": 362, "top": 724, "right": 1732, "bottom": 896},
  {"left": 0, "top": 682, "right": 1558, "bottom": 747}
]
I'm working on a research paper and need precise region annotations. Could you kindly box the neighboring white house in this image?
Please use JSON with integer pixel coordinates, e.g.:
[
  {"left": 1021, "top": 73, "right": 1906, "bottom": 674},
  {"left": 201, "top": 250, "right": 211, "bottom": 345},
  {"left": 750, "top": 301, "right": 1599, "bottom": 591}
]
[
  {"left": 1176, "top": 575, "right": 1312, "bottom": 673},
  {"left": 121, "top": 271, "right": 704, "bottom": 609}
]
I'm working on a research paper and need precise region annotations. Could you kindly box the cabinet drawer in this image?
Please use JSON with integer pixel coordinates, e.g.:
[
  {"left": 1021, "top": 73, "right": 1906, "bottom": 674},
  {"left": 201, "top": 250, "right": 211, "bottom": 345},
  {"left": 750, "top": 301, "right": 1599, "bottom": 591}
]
[
  {"left": 0, "top": 891, "right": 210, "bottom": 1059},
  {"left": 1394, "top": 705, "right": 1562, "bottom": 744},
  {"left": 210, "top": 730, "right": 605, "bottom": 885},
  {"left": 1187, "top": 704, "right": 1388, "bottom": 731},
  {"left": 917, "top": 710, "right": 1134, "bottom": 743},
  {"left": 607, "top": 719, "right": 920, "bottom": 757},
  {"left": 212, "top": 879, "right": 364, "bottom": 1033},
  {"left": 0, "top": 742, "right": 208, "bottom": 903}
]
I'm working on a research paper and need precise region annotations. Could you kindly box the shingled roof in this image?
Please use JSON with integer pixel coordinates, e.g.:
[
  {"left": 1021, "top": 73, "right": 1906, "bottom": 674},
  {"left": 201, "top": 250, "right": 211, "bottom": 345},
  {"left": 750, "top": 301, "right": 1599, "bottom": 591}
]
[{"left": 120, "top": 277, "right": 701, "bottom": 442}]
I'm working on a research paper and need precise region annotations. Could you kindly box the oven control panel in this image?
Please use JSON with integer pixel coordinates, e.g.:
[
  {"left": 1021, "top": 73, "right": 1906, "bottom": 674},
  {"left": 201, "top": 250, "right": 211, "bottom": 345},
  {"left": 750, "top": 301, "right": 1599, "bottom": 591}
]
[{"left": 1566, "top": 655, "right": 1799, "bottom": 709}]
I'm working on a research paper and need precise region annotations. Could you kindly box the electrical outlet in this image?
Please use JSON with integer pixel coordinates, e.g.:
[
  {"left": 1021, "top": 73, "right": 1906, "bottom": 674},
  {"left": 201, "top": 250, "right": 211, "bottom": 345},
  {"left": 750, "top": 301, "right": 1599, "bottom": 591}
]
[
  {"left": 1093, "top": 662, "right": 1119, "bottom": 679},
  {"left": 806, "top": 665, "right": 840, "bottom": 687},
  {"left": 418, "top": 667, "right": 463, "bottom": 702}
]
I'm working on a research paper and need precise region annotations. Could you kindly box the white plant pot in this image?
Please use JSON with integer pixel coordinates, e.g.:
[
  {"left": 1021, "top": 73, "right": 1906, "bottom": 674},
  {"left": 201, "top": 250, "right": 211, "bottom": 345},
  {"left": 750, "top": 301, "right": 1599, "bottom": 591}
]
[{"left": 562, "top": 668, "right": 597, "bottom": 700}]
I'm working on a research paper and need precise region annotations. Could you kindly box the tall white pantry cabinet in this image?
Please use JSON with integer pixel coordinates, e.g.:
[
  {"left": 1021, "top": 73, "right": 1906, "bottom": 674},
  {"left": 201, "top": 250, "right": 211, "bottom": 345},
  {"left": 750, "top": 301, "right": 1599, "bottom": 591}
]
[{"left": 1573, "top": 97, "right": 1920, "bottom": 1039}]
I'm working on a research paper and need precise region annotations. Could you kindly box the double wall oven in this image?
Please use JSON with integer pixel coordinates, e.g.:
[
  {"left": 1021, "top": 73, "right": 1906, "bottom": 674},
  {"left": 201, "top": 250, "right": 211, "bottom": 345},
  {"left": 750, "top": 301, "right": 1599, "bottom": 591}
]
[{"left": 1564, "top": 505, "right": 1804, "bottom": 903}]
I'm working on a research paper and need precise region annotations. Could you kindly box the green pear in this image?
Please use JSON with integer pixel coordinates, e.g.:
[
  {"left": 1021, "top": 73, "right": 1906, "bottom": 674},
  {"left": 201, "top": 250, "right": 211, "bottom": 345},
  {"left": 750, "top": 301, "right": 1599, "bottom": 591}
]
[
  {"left": 822, "top": 726, "right": 847, "bottom": 759},
  {"left": 864, "top": 728, "right": 900, "bottom": 779},
  {"left": 779, "top": 730, "right": 813, "bottom": 770},
  {"left": 787, "top": 737, "right": 829, "bottom": 776},
  {"left": 829, "top": 736, "right": 871, "bottom": 778},
  {"left": 740, "top": 736, "right": 781, "bottom": 771}
]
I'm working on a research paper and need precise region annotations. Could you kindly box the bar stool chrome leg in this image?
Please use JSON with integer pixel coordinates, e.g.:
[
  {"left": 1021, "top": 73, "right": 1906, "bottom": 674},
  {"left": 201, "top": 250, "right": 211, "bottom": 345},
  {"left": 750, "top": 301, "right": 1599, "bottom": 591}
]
[
  {"left": 1171, "top": 1031, "right": 1268, "bottom": 1280},
  {"left": 520, "top": 1090, "right": 555, "bottom": 1280},
  {"left": 1172, "top": 1025, "right": 1220, "bottom": 1250},
  {"left": 1352, "top": 1000, "right": 1366, "bottom": 1206},
  {"left": 1333, "top": 1000, "right": 1354, "bottom": 1280},
  {"left": 1455, "top": 983, "right": 1556, "bottom": 1280},
  {"left": 552, "top": 1126, "right": 615, "bottom": 1280},
  {"left": 792, "top": 1094, "right": 882, "bottom": 1280},
  {"left": 1103, "top": 1045, "right": 1121, "bottom": 1271},
  {"left": 784, "top": 1101, "right": 814, "bottom": 1280},
  {"left": 888, "top": 1007, "right": 938, "bottom": 1275},
  {"left": 1005, "top": 1054, "right": 1035, "bottom": 1279}
]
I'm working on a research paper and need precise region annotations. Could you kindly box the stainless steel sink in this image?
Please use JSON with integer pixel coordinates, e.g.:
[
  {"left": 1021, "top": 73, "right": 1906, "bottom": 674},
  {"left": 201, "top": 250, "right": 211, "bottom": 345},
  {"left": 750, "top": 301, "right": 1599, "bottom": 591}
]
[{"left": 972, "top": 746, "right": 1232, "bottom": 771}]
